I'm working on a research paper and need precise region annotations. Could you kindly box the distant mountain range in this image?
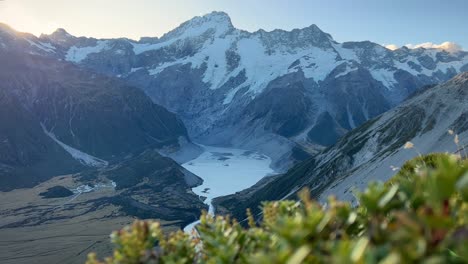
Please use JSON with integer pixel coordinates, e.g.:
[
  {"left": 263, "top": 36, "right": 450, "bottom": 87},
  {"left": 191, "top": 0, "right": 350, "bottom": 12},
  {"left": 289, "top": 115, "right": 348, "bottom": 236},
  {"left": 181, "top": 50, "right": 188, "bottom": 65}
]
[{"left": 3, "top": 11, "right": 465, "bottom": 169}]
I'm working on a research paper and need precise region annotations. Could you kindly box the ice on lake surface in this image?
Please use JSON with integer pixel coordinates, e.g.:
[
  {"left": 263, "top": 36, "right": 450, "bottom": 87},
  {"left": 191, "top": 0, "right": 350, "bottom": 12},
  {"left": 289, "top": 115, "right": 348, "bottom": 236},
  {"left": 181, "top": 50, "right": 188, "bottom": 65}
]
[{"left": 182, "top": 144, "right": 275, "bottom": 233}]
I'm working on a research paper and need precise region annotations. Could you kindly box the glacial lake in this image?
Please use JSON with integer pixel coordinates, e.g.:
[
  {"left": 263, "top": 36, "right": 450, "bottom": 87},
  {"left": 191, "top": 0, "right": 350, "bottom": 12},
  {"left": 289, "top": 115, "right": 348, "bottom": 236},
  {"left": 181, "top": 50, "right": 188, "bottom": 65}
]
[{"left": 183, "top": 145, "right": 275, "bottom": 232}]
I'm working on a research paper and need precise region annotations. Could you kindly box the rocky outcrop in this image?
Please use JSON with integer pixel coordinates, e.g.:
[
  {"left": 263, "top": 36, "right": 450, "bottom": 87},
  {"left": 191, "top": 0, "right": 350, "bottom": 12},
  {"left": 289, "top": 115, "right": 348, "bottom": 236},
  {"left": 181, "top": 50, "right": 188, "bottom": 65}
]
[{"left": 39, "top": 186, "right": 74, "bottom": 198}]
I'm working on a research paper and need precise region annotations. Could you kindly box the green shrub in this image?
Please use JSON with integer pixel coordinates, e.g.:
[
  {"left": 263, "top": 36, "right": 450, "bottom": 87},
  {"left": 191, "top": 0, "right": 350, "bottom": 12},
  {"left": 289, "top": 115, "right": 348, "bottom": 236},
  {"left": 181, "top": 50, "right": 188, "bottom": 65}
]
[
  {"left": 87, "top": 154, "right": 468, "bottom": 264},
  {"left": 387, "top": 153, "right": 448, "bottom": 185}
]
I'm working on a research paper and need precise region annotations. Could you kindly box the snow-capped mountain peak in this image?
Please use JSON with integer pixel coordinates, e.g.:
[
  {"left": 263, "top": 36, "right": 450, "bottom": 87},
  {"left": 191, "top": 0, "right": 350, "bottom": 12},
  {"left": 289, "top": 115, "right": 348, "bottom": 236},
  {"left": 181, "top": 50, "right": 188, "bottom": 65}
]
[
  {"left": 40, "top": 28, "right": 77, "bottom": 47},
  {"left": 130, "top": 11, "right": 235, "bottom": 55},
  {"left": 161, "top": 11, "right": 234, "bottom": 41},
  {"left": 43, "top": 28, "right": 73, "bottom": 41},
  {"left": 50, "top": 28, "right": 71, "bottom": 37}
]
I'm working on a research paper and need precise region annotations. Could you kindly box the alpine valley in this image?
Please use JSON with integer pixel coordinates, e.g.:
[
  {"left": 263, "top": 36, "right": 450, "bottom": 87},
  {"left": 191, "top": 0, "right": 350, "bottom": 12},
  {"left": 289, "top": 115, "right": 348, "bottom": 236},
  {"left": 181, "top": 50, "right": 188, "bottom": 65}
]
[
  {"left": 0, "top": 11, "right": 467, "bottom": 264},
  {"left": 30, "top": 11, "right": 468, "bottom": 169}
]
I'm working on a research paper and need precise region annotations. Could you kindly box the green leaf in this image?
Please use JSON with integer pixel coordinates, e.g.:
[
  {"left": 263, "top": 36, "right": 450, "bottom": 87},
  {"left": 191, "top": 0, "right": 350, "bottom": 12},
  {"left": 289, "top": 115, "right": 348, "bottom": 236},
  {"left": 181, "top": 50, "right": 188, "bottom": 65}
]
[
  {"left": 456, "top": 172, "right": 468, "bottom": 201},
  {"left": 378, "top": 184, "right": 399, "bottom": 209},
  {"left": 287, "top": 245, "right": 311, "bottom": 264},
  {"left": 351, "top": 237, "right": 369, "bottom": 262}
]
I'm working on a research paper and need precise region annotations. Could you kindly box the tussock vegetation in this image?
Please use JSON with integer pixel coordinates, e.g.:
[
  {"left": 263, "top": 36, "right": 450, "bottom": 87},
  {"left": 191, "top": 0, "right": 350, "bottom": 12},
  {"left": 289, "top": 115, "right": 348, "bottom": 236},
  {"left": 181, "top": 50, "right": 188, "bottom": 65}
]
[{"left": 87, "top": 153, "right": 468, "bottom": 264}]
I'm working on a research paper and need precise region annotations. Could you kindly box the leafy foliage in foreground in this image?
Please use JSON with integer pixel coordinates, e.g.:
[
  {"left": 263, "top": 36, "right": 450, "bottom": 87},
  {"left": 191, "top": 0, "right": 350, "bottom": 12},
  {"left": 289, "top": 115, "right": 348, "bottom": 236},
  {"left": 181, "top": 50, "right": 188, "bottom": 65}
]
[{"left": 87, "top": 154, "right": 468, "bottom": 263}]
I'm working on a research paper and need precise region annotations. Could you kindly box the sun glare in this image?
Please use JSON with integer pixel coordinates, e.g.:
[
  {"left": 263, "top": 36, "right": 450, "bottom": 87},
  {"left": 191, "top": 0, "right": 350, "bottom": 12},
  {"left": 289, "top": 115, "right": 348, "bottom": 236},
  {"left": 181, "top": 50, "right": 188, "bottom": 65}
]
[{"left": 0, "top": 1, "right": 57, "bottom": 36}]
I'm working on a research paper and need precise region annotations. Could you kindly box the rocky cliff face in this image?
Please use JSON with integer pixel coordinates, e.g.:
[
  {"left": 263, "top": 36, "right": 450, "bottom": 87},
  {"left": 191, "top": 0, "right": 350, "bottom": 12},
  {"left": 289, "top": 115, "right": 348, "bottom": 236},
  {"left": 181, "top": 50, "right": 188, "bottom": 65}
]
[
  {"left": 21, "top": 12, "right": 466, "bottom": 168},
  {"left": 215, "top": 72, "right": 468, "bottom": 218}
]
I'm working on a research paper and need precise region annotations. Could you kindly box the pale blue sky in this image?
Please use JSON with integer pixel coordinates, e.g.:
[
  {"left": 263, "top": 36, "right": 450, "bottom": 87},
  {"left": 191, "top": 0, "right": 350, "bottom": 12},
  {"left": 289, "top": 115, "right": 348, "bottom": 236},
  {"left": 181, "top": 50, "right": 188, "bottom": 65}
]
[{"left": 0, "top": 0, "right": 466, "bottom": 49}]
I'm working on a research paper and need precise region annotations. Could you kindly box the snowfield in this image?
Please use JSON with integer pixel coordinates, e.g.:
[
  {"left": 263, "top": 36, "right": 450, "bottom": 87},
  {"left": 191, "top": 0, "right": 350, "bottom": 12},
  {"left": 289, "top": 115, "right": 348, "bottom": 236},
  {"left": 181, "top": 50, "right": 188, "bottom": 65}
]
[
  {"left": 65, "top": 40, "right": 110, "bottom": 63},
  {"left": 183, "top": 145, "right": 275, "bottom": 232}
]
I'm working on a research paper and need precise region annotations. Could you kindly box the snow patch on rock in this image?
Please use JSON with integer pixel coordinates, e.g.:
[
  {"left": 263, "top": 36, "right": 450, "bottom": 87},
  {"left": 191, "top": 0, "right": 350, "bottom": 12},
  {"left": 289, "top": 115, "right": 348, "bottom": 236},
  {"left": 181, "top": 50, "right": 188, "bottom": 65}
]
[
  {"left": 66, "top": 40, "right": 110, "bottom": 62},
  {"left": 26, "top": 39, "right": 56, "bottom": 53},
  {"left": 370, "top": 68, "right": 398, "bottom": 88},
  {"left": 41, "top": 123, "right": 108, "bottom": 167}
]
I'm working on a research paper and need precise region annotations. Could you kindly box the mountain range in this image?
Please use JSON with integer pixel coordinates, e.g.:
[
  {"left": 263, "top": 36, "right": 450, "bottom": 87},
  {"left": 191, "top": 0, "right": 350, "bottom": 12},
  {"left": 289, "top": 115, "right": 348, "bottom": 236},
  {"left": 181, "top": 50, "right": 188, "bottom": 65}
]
[{"left": 5, "top": 11, "right": 465, "bottom": 169}]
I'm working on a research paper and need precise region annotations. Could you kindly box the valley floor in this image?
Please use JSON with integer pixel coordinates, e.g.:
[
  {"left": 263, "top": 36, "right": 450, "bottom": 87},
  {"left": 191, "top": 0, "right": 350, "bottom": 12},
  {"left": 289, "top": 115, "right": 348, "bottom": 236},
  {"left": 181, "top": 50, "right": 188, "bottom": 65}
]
[{"left": 0, "top": 175, "right": 180, "bottom": 264}]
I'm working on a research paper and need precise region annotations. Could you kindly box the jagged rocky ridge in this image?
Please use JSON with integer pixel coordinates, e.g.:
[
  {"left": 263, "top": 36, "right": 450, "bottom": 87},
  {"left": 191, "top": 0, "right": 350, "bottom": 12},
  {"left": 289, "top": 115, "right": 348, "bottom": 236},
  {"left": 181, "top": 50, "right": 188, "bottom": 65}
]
[
  {"left": 10, "top": 11, "right": 467, "bottom": 169},
  {"left": 214, "top": 72, "right": 468, "bottom": 219}
]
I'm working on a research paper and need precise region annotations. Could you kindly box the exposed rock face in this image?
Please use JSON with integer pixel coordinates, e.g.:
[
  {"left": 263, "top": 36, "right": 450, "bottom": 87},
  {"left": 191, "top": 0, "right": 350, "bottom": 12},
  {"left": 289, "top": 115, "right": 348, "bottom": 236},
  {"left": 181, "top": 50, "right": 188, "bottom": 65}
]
[
  {"left": 215, "top": 72, "right": 468, "bottom": 219},
  {"left": 18, "top": 12, "right": 465, "bottom": 167}
]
